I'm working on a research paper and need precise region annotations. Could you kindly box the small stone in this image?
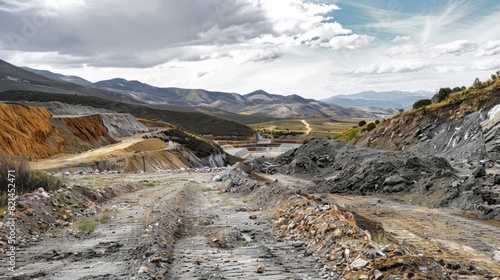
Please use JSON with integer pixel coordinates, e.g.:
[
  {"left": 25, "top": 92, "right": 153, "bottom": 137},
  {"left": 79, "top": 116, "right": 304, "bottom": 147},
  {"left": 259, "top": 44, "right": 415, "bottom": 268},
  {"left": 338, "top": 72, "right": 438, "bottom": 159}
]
[
  {"left": 138, "top": 266, "right": 149, "bottom": 274},
  {"left": 249, "top": 215, "right": 257, "bottom": 220},
  {"left": 255, "top": 263, "right": 266, "bottom": 273},
  {"left": 350, "top": 258, "right": 368, "bottom": 270},
  {"left": 333, "top": 228, "right": 343, "bottom": 238},
  {"left": 373, "top": 269, "right": 383, "bottom": 280},
  {"left": 24, "top": 208, "right": 35, "bottom": 216}
]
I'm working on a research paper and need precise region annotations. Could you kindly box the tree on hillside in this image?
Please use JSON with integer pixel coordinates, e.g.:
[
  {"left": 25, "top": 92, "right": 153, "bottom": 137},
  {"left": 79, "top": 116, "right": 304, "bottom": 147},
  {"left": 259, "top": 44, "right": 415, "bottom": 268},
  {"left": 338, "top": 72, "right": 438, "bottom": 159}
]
[
  {"left": 358, "top": 120, "right": 366, "bottom": 127},
  {"left": 473, "top": 77, "right": 482, "bottom": 89},
  {"left": 452, "top": 86, "right": 465, "bottom": 93},
  {"left": 413, "top": 99, "right": 432, "bottom": 109},
  {"left": 366, "top": 122, "right": 376, "bottom": 132},
  {"left": 436, "top": 87, "right": 452, "bottom": 102}
]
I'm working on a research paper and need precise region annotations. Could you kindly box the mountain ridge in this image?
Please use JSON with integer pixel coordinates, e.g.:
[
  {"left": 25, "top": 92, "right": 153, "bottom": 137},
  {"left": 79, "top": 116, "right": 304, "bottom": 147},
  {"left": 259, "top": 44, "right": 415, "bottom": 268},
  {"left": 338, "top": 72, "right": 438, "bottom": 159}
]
[
  {"left": 321, "top": 90, "right": 434, "bottom": 109},
  {"left": 17, "top": 63, "right": 373, "bottom": 119}
]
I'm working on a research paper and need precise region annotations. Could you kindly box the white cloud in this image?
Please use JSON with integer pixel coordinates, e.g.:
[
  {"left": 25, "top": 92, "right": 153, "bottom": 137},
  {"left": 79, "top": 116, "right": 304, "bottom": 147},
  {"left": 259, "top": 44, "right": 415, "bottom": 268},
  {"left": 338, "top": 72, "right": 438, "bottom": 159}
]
[
  {"left": 473, "top": 59, "right": 500, "bottom": 71},
  {"left": 322, "top": 34, "right": 377, "bottom": 50},
  {"left": 297, "top": 22, "right": 352, "bottom": 47},
  {"left": 351, "top": 59, "right": 434, "bottom": 74},
  {"left": 385, "top": 44, "right": 423, "bottom": 57},
  {"left": 476, "top": 40, "right": 500, "bottom": 56},
  {"left": 392, "top": 35, "right": 412, "bottom": 43},
  {"left": 431, "top": 40, "right": 478, "bottom": 57},
  {"left": 230, "top": 47, "right": 283, "bottom": 64}
]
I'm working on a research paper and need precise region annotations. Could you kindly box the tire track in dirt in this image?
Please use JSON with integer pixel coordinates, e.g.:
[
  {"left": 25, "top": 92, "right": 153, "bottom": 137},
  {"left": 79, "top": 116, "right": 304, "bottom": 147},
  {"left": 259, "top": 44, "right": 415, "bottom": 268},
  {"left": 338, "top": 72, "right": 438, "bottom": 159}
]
[{"left": 167, "top": 181, "right": 333, "bottom": 280}]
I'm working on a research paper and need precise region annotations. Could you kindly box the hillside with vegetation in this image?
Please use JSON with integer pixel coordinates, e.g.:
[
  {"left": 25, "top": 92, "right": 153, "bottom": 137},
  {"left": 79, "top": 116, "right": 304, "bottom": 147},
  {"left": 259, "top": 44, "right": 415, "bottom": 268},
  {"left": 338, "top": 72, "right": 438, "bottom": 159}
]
[{"left": 351, "top": 72, "right": 500, "bottom": 160}]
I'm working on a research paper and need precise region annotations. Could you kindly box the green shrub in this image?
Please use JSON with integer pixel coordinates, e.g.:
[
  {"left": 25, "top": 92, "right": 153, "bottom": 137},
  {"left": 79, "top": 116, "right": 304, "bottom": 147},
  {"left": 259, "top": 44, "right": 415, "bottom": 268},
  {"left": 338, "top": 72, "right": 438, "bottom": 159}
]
[
  {"left": 366, "top": 123, "right": 376, "bottom": 132},
  {"left": 413, "top": 99, "right": 432, "bottom": 109},
  {"left": 375, "top": 119, "right": 380, "bottom": 125},
  {"left": 358, "top": 120, "right": 367, "bottom": 127}
]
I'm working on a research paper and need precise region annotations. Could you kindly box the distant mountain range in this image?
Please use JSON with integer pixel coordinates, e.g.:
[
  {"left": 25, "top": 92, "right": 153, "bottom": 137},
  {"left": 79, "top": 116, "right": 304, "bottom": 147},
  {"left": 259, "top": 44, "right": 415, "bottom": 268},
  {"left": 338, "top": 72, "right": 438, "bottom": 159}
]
[
  {"left": 321, "top": 90, "right": 434, "bottom": 109},
  {"left": 21, "top": 67, "right": 93, "bottom": 87},
  {"left": 1, "top": 59, "right": 410, "bottom": 122},
  {"left": 5, "top": 61, "right": 374, "bottom": 120}
]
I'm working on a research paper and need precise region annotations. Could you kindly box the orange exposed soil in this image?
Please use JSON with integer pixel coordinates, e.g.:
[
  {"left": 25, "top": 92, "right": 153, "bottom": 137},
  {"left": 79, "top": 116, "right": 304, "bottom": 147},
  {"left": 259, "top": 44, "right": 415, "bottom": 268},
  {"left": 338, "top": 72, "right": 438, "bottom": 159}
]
[
  {"left": 0, "top": 103, "right": 64, "bottom": 158},
  {"left": 61, "top": 115, "right": 116, "bottom": 145}
]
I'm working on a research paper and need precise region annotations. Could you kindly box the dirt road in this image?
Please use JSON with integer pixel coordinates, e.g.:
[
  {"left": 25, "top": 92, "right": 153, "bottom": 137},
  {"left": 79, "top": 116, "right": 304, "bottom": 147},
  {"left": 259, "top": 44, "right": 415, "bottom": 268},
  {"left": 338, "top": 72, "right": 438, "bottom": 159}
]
[
  {"left": 301, "top": 120, "right": 311, "bottom": 135},
  {"left": 4, "top": 170, "right": 500, "bottom": 279},
  {"left": 4, "top": 172, "right": 332, "bottom": 279}
]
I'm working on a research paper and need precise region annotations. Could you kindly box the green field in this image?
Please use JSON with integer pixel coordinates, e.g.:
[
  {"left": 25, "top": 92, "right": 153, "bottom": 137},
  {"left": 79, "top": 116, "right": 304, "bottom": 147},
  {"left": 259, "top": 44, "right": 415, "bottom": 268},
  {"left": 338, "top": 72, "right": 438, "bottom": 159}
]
[{"left": 248, "top": 117, "right": 362, "bottom": 139}]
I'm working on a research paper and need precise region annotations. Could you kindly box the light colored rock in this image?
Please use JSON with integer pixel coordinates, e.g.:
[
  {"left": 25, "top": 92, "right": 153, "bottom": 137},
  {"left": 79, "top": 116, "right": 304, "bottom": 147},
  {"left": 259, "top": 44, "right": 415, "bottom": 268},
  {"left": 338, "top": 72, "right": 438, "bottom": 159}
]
[
  {"left": 350, "top": 258, "right": 368, "bottom": 270},
  {"left": 255, "top": 263, "right": 266, "bottom": 273}
]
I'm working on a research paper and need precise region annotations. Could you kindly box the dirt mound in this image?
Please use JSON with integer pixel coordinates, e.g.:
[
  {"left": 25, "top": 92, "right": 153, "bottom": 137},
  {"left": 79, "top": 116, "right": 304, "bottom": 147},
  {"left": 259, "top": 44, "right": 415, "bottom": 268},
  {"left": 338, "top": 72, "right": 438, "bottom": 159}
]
[
  {"left": 269, "top": 138, "right": 454, "bottom": 195},
  {"left": 125, "top": 138, "right": 167, "bottom": 152}
]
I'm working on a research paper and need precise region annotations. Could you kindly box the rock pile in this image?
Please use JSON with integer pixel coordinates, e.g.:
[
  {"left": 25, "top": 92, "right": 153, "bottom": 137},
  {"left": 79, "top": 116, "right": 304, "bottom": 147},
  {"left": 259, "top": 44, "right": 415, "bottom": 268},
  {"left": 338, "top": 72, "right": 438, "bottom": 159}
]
[
  {"left": 273, "top": 197, "right": 453, "bottom": 279},
  {"left": 270, "top": 138, "right": 456, "bottom": 195},
  {"left": 263, "top": 138, "right": 500, "bottom": 219}
]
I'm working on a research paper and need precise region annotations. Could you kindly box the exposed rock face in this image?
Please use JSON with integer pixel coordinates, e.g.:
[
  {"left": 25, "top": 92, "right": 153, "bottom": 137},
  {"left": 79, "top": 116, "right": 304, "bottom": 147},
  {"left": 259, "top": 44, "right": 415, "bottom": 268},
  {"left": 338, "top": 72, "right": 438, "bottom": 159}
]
[
  {"left": 61, "top": 116, "right": 116, "bottom": 146},
  {"left": 0, "top": 103, "right": 152, "bottom": 159},
  {"left": 99, "top": 113, "right": 153, "bottom": 138},
  {"left": 0, "top": 103, "right": 64, "bottom": 158},
  {"left": 410, "top": 111, "right": 487, "bottom": 160},
  {"left": 481, "top": 104, "right": 500, "bottom": 160},
  {"left": 353, "top": 89, "right": 500, "bottom": 161},
  {"left": 13, "top": 101, "right": 114, "bottom": 116}
]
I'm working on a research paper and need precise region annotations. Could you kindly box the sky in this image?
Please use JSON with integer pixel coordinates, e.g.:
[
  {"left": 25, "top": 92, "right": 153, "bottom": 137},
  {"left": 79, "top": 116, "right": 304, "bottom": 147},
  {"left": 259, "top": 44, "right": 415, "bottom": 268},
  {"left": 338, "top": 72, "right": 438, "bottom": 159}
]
[{"left": 1, "top": 0, "right": 499, "bottom": 99}]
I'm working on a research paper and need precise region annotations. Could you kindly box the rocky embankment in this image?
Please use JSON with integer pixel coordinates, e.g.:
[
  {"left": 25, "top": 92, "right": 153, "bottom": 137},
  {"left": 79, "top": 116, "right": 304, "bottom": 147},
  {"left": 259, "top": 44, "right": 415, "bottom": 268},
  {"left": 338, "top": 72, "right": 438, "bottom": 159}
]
[{"left": 353, "top": 89, "right": 500, "bottom": 162}]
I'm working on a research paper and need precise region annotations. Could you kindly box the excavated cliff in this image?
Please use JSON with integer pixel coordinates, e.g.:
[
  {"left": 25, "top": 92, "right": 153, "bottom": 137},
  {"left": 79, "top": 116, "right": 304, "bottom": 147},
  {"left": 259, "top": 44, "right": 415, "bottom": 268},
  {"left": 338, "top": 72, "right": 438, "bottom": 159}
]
[
  {"left": 353, "top": 88, "right": 500, "bottom": 161},
  {"left": 0, "top": 103, "right": 64, "bottom": 158},
  {"left": 0, "top": 103, "right": 149, "bottom": 159},
  {"left": 61, "top": 116, "right": 116, "bottom": 146}
]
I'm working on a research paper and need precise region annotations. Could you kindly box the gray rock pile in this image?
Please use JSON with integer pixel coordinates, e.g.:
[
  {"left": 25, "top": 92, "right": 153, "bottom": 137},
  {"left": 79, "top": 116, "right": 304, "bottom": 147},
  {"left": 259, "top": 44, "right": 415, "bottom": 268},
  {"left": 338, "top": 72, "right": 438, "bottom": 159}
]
[
  {"left": 270, "top": 138, "right": 456, "bottom": 195},
  {"left": 263, "top": 138, "right": 500, "bottom": 219}
]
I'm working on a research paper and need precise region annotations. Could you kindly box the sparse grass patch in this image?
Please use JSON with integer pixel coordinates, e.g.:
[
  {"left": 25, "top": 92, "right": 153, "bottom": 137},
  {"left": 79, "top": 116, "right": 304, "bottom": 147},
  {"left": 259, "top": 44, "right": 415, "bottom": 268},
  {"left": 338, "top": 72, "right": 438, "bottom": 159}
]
[
  {"left": 100, "top": 214, "right": 111, "bottom": 224},
  {"left": 373, "top": 232, "right": 389, "bottom": 244},
  {"left": 75, "top": 219, "right": 99, "bottom": 234},
  {"left": 0, "top": 154, "right": 63, "bottom": 208},
  {"left": 200, "top": 186, "right": 215, "bottom": 192}
]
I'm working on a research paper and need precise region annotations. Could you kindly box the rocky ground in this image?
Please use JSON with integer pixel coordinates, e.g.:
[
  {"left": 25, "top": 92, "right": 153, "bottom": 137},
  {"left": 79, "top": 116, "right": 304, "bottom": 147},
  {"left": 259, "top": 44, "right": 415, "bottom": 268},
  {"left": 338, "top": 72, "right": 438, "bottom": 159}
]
[{"left": 1, "top": 164, "right": 499, "bottom": 279}]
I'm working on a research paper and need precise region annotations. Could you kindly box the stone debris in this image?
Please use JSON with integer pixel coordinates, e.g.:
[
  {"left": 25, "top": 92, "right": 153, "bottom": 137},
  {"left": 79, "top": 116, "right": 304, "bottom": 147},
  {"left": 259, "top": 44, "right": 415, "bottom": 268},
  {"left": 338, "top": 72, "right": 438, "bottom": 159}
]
[
  {"left": 255, "top": 263, "right": 266, "bottom": 273},
  {"left": 272, "top": 188, "right": 455, "bottom": 279}
]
